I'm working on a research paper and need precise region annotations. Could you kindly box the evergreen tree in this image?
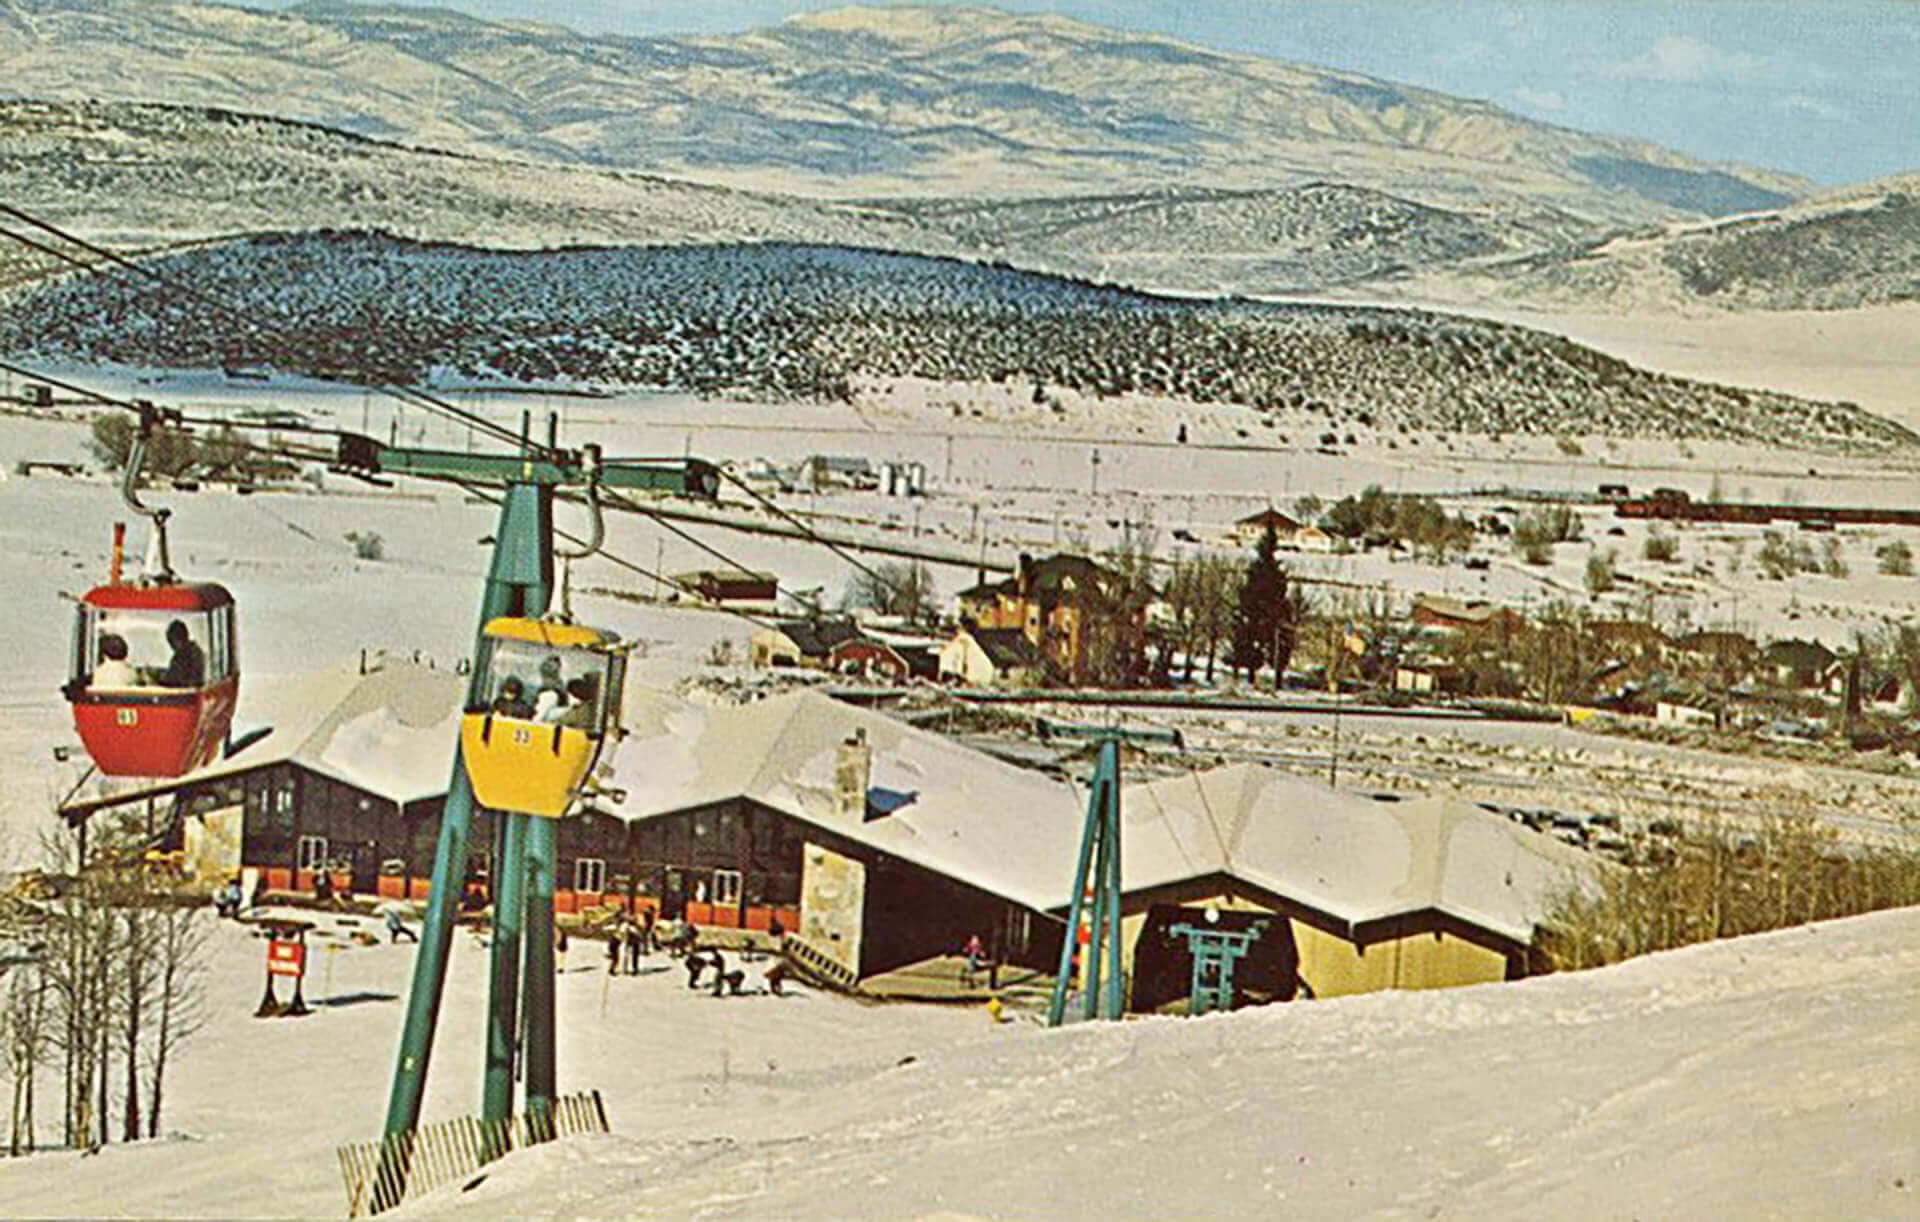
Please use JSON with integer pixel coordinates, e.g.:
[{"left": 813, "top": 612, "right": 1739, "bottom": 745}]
[{"left": 1231, "top": 524, "right": 1295, "bottom": 688}]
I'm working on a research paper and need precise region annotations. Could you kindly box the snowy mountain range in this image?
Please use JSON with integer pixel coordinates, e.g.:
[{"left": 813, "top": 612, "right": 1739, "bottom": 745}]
[
  {"left": 0, "top": 0, "right": 1806, "bottom": 225},
  {"left": 0, "top": 99, "right": 1618, "bottom": 301}
]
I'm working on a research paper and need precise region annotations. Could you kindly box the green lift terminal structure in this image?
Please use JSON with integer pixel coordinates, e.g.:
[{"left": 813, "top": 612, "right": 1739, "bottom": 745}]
[{"left": 1167, "top": 919, "right": 1269, "bottom": 1016}]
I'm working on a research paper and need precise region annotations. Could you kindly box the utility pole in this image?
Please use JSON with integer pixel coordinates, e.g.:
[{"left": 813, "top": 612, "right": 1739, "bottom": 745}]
[{"left": 1090, "top": 447, "right": 1101, "bottom": 497}]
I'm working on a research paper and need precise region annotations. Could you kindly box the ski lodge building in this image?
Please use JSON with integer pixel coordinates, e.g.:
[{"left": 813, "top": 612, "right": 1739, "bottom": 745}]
[{"left": 60, "top": 658, "right": 1591, "bottom": 1004}]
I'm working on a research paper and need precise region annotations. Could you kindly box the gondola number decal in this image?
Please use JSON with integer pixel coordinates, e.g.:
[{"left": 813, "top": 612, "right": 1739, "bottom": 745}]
[
  {"left": 116, "top": 708, "right": 138, "bottom": 726},
  {"left": 513, "top": 727, "right": 531, "bottom": 745}
]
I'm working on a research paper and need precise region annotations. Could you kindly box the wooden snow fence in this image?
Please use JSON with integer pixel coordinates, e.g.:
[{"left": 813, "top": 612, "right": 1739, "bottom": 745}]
[{"left": 335, "top": 1090, "right": 609, "bottom": 1217}]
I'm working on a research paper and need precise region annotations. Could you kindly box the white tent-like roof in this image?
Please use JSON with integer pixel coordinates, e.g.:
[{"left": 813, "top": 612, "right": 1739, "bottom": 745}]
[
  {"left": 611, "top": 688, "right": 1087, "bottom": 912},
  {"left": 65, "top": 658, "right": 464, "bottom": 816},
  {"left": 1124, "top": 764, "right": 1594, "bottom": 945},
  {"left": 68, "top": 664, "right": 1590, "bottom": 948}
]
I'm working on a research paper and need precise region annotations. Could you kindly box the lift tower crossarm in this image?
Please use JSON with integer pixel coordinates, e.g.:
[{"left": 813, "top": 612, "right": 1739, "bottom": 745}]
[
  {"left": 1034, "top": 718, "right": 1184, "bottom": 749},
  {"left": 331, "top": 433, "right": 721, "bottom": 498}
]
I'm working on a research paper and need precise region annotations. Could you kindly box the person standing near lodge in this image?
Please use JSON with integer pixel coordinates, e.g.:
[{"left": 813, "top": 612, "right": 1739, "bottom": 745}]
[
  {"left": 605, "top": 927, "right": 621, "bottom": 976},
  {"left": 639, "top": 906, "right": 657, "bottom": 953},
  {"left": 383, "top": 903, "right": 418, "bottom": 944},
  {"left": 623, "top": 917, "right": 644, "bottom": 974}
]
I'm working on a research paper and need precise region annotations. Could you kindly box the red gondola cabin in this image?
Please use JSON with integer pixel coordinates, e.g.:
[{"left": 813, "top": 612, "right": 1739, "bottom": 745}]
[{"left": 66, "top": 582, "right": 238, "bottom": 777}]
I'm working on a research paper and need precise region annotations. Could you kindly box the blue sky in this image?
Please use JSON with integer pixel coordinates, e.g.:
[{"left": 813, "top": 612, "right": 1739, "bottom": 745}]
[{"left": 273, "top": 1, "right": 1917, "bottom": 184}]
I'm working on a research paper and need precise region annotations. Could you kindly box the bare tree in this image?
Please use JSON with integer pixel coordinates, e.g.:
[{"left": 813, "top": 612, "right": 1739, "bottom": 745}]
[
  {"left": 22, "top": 819, "right": 207, "bottom": 1151},
  {"left": 143, "top": 900, "right": 206, "bottom": 1138},
  {"left": 5, "top": 958, "right": 51, "bottom": 1155},
  {"left": 1191, "top": 554, "right": 1239, "bottom": 684},
  {"left": 842, "top": 561, "right": 937, "bottom": 624}
]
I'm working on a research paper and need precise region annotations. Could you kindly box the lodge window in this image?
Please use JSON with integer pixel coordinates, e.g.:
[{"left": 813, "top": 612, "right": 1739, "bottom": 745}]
[
  {"left": 273, "top": 775, "right": 296, "bottom": 838},
  {"left": 713, "top": 868, "right": 742, "bottom": 907},
  {"left": 759, "top": 870, "right": 800, "bottom": 907},
  {"left": 298, "top": 835, "right": 329, "bottom": 872},
  {"left": 574, "top": 857, "right": 606, "bottom": 894},
  {"left": 1002, "top": 908, "right": 1032, "bottom": 956}
]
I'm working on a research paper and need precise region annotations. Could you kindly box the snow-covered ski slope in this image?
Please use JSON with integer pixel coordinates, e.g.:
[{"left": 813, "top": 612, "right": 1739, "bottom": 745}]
[
  {"left": 0, "top": 906, "right": 1911, "bottom": 1219},
  {"left": 407, "top": 909, "right": 1920, "bottom": 1220}
]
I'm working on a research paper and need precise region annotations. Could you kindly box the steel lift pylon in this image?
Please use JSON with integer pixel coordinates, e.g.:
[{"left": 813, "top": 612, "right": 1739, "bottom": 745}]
[
  {"left": 1042, "top": 720, "right": 1182, "bottom": 1027},
  {"left": 340, "top": 431, "right": 715, "bottom": 1209}
]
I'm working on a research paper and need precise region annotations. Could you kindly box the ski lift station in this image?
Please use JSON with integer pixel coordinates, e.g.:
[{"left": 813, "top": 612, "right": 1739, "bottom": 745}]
[{"left": 64, "top": 658, "right": 1594, "bottom": 1006}]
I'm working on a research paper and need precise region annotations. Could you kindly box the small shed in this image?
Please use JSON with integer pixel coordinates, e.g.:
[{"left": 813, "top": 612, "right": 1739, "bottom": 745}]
[{"left": 674, "top": 569, "right": 778, "bottom": 605}]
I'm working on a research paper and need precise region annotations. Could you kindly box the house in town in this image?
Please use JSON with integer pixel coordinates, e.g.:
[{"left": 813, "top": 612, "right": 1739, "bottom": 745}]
[
  {"left": 747, "top": 618, "right": 865, "bottom": 669},
  {"left": 1410, "top": 594, "right": 1520, "bottom": 636},
  {"left": 1231, "top": 507, "right": 1301, "bottom": 548},
  {"left": 1763, "top": 638, "right": 1842, "bottom": 691},
  {"left": 939, "top": 626, "right": 1046, "bottom": 688},
  {"left": 956, "top": 552, "right": 1147, "bottom": 685}
]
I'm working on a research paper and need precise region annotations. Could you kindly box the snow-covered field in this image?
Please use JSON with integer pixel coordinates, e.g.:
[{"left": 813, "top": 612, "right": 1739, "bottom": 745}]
[
  {"left": 8, "top": 371, "right": 1920, "bottom": 854},
  {"left": 0, "top": 902, "right": 1912, "bottom": 1219},
  {"left": 1, "top": 364, "right": 1918, "bottom": 1218}
]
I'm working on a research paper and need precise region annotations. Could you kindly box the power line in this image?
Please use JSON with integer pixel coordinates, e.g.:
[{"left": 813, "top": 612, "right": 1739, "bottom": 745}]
[
  {"left": 451, "top": 481, "right": 783, "bottom": 633},
  {"left": 715, "top": 466, "right": 911, "bottom": 601},
  {"left": 597, "top": 485, "right": 831, "bottom": 618}
]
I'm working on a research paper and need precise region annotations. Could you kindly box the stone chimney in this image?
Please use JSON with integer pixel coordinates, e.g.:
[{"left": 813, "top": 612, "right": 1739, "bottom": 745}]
[{"left": 834, "top": 727, "right": 871, "bottom": 820}]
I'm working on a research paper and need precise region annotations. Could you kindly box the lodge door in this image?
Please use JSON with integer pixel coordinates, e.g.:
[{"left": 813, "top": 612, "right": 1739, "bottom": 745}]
[
  {"left": 348, "top": 840, "right": 379, "bottom": 895},
  {"left": 661, "top": 867, "right": 688, "bottom": 920}
]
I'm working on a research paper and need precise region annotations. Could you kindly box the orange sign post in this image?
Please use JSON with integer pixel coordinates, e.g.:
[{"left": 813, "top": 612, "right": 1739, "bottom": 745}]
[{"left": 256, "top": 921, "right": 313, "bottom": 1018}]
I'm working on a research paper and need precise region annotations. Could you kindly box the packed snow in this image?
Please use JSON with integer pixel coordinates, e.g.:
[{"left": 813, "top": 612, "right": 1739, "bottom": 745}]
[{"left": 0, "top": 902, "right": 1911, "bottom": 1219}]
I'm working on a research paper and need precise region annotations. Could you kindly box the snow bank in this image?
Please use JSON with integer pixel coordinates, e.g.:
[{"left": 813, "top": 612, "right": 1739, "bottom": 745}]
[{"left": 406, "top": 909, "right": 1920, "bottom": 1221}]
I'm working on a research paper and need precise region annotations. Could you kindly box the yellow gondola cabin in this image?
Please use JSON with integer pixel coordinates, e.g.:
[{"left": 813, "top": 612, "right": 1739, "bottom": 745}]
[{"left": 460, "top": 617, "right": 627, "bottom": 817}]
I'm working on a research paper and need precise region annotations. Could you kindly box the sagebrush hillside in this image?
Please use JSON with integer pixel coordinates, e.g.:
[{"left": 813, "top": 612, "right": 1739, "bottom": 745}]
[
  {"left": 0, "top": 99, "right": 940, "bottom": 259},
  {"left": 0, "top": 101, "right": 1581, "bottom": 300},
  {"left": 1, "top": 230, "right": 1906, "bottom": 452},
  {"left": 8, "top": 100, "right": 1911, "bottom": 310},
  {"left": 875, "top": 182, "right": 1593, "bottom": 294},
  {"left": 1380, "top": 179, "right": 1920, "bottom": 312}
]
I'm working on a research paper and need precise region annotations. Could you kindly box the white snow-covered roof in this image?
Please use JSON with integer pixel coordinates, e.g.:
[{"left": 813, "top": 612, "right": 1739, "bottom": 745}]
[
  {"left": 1123, "top": 764, "right": 1594, "bottom": 945},
  {"left": 86, "top": 658, "right": 465, "bottom": 807},
  {"left": 611, "top": 688, "right": 1085, "bottom": 911}
]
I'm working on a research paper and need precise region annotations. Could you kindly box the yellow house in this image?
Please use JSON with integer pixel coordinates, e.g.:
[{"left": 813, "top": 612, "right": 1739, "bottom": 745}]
[{"left": 1107, "top": 764, "right": 1593, "bottom": 1008}]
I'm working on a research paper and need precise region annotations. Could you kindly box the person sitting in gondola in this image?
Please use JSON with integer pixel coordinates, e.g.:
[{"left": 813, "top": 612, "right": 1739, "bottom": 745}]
[
  {"left": 546, "top": 675, "right": 599, "bottom": 729},
  {"left": 532, "top": 654, "right": 567, "bottom": 720},
  {"left": 157, "top": 620, "right": 205, "bottom": 688},
  {"left": 490, "top": 676, "right": 534, "bottom": 719},
  {"left": 91, "top": 633, "right": 139, "bottom": 689}
]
